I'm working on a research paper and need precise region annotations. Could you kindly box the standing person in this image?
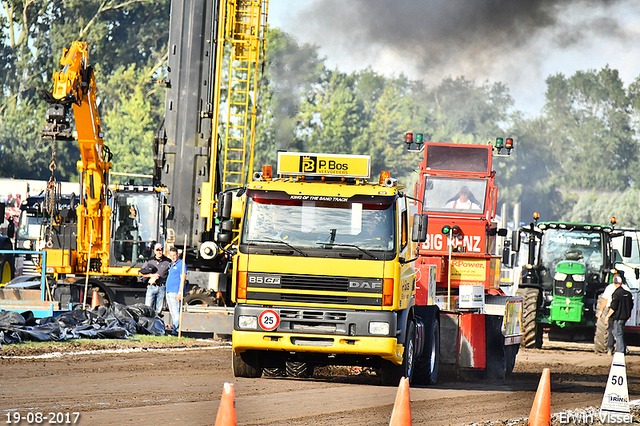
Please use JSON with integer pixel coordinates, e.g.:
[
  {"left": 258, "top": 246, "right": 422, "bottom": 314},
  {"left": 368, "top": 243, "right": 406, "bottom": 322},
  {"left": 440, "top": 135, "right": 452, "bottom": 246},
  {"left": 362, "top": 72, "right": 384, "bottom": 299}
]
[
  {"left": 139, "top": 243, "right": 171, "bottom": 316},
  {"left": 165, "top": 246, "right": 187, "bottom": 335},
  {"left": 597, "top": 274, "right": 631, "bottom": 355},
  {"left": 605, "top": 275, "right": 634, "bottom": 354}
]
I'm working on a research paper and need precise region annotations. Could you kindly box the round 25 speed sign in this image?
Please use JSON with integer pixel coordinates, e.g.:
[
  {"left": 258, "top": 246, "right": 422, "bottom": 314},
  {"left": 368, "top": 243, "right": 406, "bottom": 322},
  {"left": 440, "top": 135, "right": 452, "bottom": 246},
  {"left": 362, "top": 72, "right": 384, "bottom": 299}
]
[{"left": 258, "top": 309, "right": 280, "bottom": 331}]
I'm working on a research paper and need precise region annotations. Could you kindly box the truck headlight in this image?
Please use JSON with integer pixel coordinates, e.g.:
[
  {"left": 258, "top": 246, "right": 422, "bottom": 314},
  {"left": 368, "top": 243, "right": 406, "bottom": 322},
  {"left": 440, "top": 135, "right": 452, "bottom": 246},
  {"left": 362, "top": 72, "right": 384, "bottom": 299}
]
[
  {"left": 554, "top": 272, "right": 567, "bottom": 281},
  {"left": 369, "top": 321, "right": 390, "bottom": 335},
  {"left": 572, "top": 274, "right": 585, "bottom": 282},
  {"left": 238, "top": 315, "right": 258, "bottom": 330}
]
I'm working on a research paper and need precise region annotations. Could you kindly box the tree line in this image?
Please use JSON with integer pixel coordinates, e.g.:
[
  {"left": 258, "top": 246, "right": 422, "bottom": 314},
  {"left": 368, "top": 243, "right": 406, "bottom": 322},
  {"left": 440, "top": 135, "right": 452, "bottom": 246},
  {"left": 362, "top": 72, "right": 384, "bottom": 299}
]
[{"left": 1, "top": 1, "right": 639, "bottom": 227}]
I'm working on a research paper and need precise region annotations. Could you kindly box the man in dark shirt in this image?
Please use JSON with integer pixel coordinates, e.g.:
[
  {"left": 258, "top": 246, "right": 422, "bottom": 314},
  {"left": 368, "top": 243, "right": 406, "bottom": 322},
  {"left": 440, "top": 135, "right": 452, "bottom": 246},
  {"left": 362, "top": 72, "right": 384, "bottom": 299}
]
[
  {"left": 605, "top": 277, "right": 634, "bottom": 354},
  {"left": 140, "top": 243, "right": 171, "bottom": 316}
]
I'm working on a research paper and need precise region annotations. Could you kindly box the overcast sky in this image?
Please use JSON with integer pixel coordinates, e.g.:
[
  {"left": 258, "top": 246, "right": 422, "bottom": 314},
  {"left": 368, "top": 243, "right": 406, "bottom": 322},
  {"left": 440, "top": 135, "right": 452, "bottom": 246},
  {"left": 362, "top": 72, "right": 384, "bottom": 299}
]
[{"left": 268, "top": 0, "right": 640, "bottom": 116}]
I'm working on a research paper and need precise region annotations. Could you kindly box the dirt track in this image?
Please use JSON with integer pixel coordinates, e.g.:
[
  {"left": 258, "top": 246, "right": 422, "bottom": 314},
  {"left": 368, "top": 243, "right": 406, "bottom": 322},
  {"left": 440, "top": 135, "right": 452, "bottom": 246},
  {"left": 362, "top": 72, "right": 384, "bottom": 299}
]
[{"left": 1, "top": 338, "right": 638, "bottom": 425}]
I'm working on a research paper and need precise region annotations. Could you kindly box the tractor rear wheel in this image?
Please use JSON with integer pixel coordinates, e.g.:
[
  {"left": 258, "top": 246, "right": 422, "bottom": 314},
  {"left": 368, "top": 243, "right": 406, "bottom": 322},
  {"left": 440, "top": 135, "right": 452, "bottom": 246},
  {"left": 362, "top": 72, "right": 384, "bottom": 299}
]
[
  {"left": 285, "top": 361, "right": 313, "bottom": 378},
  {"left": 184, "top": 287, "right": 222, "bottom": 306},
  {"left": 517, "top": 288, "right": 543, "bottom": 349},
  {"left": 594, "top": 294, "right": 609, "bottom": 353}
]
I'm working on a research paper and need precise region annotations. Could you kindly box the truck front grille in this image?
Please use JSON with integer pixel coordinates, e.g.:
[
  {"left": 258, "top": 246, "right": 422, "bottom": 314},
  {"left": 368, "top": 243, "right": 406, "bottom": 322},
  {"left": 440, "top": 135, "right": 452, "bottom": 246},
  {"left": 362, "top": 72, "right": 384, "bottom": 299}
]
[
  {"left": 246, "top": 273, "right": 382, "bottom": 306},
  {"left": 281, "top": 275, "right": 349, "bottom": 291}
]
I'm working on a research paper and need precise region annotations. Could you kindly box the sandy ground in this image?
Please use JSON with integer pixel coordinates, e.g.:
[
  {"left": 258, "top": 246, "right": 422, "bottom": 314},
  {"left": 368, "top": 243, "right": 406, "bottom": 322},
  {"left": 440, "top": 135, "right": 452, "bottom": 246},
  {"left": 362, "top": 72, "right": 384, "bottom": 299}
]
[{"left": 1, "top": 337, "right": 638, "bottom": 425}]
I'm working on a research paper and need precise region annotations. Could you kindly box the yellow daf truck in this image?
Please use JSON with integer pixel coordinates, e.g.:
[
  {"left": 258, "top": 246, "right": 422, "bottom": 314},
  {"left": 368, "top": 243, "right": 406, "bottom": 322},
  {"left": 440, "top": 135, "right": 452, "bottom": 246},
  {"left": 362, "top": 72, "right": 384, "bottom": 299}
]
[{"left": 229, "top": 152, "right": 439, "bottom": 385}]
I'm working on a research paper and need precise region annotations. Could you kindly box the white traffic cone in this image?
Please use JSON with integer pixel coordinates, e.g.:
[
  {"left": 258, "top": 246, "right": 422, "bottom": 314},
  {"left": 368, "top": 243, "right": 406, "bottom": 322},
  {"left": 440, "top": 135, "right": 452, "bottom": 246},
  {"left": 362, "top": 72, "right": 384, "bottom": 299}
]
[{"left": 599, "top": 352, "right": 630, "bottom": 424}]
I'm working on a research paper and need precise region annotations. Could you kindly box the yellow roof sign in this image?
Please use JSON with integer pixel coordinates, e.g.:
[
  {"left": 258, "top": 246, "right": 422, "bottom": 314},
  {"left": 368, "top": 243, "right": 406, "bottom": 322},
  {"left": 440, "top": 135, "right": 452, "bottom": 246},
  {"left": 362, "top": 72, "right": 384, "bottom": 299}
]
[{"left": 277, "top": 152, "right": 371, "bottom": 178}]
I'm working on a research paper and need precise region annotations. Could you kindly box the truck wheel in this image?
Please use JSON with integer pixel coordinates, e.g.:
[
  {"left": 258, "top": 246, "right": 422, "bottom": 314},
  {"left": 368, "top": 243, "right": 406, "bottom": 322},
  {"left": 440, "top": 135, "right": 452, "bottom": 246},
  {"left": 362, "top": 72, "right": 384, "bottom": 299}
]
[
  {"left": 505, "top": 344, "right": 519, "bottom": 375},
  {"left": 517, "top": 288, "right": 543, "bottom": 349},
  {"left": 414, "top": 316, "right": 439, "bottom": 385},
  {"left": 381, "top": 320, "right": 416, "bottom": 386},
  {"left": 184, "top": 287, "right": 222, "bottom": 306},
  {"left": 594, "top": 294, "right": 609, "bottom": 353},
  {"left": 0, "top": 258, "right": 14, "bottom": 284},
  {"left": 75, "top": 279, "right": 113, "bottom": 308},
  {"left": 232, "top": 350, "right": 262, "bottom": 378},
  {"left": 285, "top": 361, "right": 313, "bottom": 378}
]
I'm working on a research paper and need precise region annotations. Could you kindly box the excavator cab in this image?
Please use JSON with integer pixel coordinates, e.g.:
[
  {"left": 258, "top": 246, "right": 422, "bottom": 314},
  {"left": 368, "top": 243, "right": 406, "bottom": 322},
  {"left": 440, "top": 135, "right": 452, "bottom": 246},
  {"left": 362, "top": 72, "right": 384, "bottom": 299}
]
[{"left": 110, "top": 187, "right": 169, "bottom": 266}]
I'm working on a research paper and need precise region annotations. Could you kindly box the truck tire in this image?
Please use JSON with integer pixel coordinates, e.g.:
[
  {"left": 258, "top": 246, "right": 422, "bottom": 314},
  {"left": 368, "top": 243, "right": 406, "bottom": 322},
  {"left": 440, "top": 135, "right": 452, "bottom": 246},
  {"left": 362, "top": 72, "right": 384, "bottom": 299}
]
[
  {"left": 263, "top": 367, "right": 286, "bottom": 377},
  {"left": 381, "top": 320, "right": 416, "bottom": 386},
  {"left": 232, "top": 350, "right": 262, "bottom": 378},
  {"left": 285, "top": 361, "right": 313, "bottom": 378},
  {"left": 485, "top": 315, "right": 507, "bottom": 381},
  {"left": 184, "top": 287, "right": 221, "bottom": 306},
  {"left": 594, "top": 294, "right": 609, "bottom": 353},
  {"left": 414, "top": 316, "right": 439, "bottom": 385},
  {"left": 505, "top": 344, "right": 519, "bottom": 375},
  {"left": 517, "top": 288, "right": 543, "bottom": 349}
]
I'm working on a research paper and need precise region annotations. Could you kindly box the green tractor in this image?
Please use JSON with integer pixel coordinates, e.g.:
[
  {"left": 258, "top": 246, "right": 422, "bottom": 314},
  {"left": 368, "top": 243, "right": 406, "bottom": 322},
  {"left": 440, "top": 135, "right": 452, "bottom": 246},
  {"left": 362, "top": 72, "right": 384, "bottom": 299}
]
[{"left": 513, "top": 214, "right": 623, "bottom": 349}]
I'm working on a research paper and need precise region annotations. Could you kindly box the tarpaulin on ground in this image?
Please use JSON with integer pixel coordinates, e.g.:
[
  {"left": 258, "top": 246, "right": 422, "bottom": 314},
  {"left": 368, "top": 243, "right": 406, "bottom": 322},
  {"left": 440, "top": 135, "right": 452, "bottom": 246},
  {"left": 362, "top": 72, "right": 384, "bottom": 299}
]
[{"left": 0, "top": 302, "right": 166, "bottom": 345}]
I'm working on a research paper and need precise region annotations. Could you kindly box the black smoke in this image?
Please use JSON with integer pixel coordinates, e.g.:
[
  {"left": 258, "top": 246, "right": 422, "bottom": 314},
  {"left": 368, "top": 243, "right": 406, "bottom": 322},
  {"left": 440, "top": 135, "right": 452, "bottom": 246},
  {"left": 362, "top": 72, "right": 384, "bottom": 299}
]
[{"left": 296, "top": 0, "right": 629, "bottom": 83}]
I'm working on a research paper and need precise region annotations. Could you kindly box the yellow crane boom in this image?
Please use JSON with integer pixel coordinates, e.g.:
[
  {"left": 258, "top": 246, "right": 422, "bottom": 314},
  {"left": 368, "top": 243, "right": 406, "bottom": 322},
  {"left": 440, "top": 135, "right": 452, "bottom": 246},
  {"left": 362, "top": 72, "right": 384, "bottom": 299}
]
[{"left": 42, "top": 41, "right": 112, "bottom": 274}]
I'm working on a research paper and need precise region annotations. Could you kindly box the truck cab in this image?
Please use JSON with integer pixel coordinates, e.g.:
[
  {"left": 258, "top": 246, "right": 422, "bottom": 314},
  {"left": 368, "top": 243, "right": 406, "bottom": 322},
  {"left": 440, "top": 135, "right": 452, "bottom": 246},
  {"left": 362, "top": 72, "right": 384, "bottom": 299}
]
[{"left": 230, "top": 152, "right": 428, "bottom": 385}]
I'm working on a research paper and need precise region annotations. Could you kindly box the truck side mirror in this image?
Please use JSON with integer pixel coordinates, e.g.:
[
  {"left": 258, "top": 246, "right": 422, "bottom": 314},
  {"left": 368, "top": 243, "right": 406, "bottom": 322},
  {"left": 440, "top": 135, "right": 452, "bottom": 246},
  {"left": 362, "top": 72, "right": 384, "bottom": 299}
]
[
  {"left": 411, "top": 214, "right": 428, "bottom": 243},
  {"left": 502, "top": 239, "right": 511, "bottom": 267},
  {"left": 217, "top": 192, "right": 233, "bottom": 221},
  {"left": 497, "top": 228, "right": 508, "bottom": 237},
  {"left": 165, "top": 205, "right": 175, "bottom": 221},
  {"left": 217, "top": 219, "right": 234, "bottom": 244},
  {"left": 502, "top": 247, "right": 510, "bottom": 267},
  {"left": 623, "top": 236, "right": 633, "bottom": 258},
  {"left": 511, "top": 230, "right": 521, "bottom": 252}
]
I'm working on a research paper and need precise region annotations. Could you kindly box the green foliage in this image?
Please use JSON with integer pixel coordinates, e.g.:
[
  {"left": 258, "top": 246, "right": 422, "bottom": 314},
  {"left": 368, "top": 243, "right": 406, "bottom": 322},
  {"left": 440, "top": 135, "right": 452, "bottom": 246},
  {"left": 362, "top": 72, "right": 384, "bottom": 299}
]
[
  {"left": 102, "top": 65, "right": 160, "bottom": 181},
  {"left": 427, "top": 77, "right": 513, "bottom": 144},
  {"left": 0, "top": 0, "right": 168, "bottom": 182},
  {"left": 543, "top": 67, "right": 636, "bottom": 192},
  {"left": 567, "top": 189, "right": 640, "bottom": 229}
]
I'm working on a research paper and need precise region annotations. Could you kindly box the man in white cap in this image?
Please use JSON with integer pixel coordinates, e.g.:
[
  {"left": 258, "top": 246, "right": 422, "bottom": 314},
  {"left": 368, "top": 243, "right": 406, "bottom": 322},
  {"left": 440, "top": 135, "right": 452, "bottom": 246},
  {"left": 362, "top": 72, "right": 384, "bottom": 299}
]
[
  {"left": 597, "top": 274, "right": 631, "bottom": 355},
  {"left": 139, "top": 242, "right": 171, "bottom": 316},
  {"left": 606, "top": 274, "right": 634, "bottom": 354}
]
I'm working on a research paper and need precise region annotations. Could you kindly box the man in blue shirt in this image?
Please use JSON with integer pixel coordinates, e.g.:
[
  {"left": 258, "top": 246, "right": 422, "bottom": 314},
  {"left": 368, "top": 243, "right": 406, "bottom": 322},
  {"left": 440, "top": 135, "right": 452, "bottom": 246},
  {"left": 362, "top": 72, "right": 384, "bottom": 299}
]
[{"left": 165, "top": 246, "right": 187, "bottom": 335}]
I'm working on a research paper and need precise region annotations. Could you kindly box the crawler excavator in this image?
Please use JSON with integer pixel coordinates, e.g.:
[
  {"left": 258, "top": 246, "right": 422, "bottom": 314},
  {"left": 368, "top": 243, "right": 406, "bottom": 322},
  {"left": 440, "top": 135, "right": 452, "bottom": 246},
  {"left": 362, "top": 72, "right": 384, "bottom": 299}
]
[{"left": 2, "top": 41, "right": 172, "bottom": 313}]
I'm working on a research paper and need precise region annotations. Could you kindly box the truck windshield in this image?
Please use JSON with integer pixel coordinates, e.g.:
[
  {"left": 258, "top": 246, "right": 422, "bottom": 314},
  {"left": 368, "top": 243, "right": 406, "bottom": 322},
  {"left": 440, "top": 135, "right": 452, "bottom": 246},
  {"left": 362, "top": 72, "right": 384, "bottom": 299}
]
[
  {"left": 539, "top": 228, "right": 604, "bottom": 281},
  {"left": 241, "top": 190, "right": 396, "bottom": 253},
  {"left": 423, "top": 177, "right": 487, "bottom": 213}
]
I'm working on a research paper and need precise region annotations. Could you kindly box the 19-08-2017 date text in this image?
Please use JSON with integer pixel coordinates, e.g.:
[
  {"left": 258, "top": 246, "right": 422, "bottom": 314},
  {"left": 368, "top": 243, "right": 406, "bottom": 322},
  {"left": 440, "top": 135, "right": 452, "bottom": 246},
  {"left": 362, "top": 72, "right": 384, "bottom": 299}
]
[{"left": 5, "top": 412, "right": 80, "bottom": 424}]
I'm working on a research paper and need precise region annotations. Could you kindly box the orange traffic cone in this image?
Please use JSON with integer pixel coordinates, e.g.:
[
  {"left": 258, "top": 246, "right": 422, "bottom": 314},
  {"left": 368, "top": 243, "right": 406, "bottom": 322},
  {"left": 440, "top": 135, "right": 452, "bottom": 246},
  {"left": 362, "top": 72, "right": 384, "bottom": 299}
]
[
  {"left": 91, "top": 290, "right": 100, "bottom": 309},
  {"left": 389, "top": 376, "right": 411, "bottom": 425},
  {"left": 214, "top": 382, "right": 236, "bottom": 426},
  {"left": 528, "top": 368, "right": 551, "bottom": 426}
]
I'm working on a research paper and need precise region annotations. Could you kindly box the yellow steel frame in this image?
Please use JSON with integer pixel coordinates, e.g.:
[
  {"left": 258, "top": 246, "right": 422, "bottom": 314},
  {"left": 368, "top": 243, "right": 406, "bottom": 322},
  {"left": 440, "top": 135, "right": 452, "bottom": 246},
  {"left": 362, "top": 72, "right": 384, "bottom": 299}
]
[{"left": 204, "top": 0, "right": 268, "bottom": 230}]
